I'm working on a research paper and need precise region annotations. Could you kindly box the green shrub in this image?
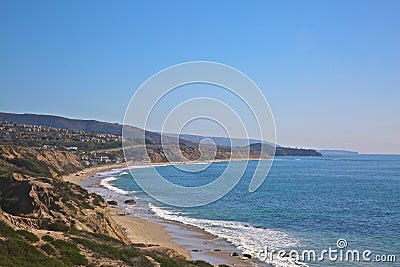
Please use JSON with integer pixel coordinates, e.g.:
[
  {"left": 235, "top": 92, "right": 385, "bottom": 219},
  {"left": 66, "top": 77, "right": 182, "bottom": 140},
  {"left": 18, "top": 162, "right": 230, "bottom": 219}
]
[
  {"left": 89, "top": 231, "right": 124, "bottom": 244},
  {"left": 16, "top": 230, "right": 39, "bottom": 242},
  {"left": 0, "top": 221, "right": 19, "bottom": 238},
  {"left": 52, "top": 239, "right": 88, "bottom": 266},
  {"left": 72, "top": 237, "right": 141, "bottom": 261},
  {"left": 8, "top": 157, "right": 51, "bottom": 177},
  {"left": 42, "top": 234, "right": 55, "bottom": 242},
  {"left": 41, "top": 243, "right": 56, "bottom": 255},
  {"left": 0, "top": 238, "right": 64, "bottom": 267}
]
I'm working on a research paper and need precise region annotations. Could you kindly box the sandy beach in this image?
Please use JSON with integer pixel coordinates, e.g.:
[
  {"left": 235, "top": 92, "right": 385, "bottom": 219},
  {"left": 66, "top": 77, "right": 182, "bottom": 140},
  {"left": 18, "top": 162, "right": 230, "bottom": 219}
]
[{"left": 63, "top": 162, "right": 255, "bottom": 267}]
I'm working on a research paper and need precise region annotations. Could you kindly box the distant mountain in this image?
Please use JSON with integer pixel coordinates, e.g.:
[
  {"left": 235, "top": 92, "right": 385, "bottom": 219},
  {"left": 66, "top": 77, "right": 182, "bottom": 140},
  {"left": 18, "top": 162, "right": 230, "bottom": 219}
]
[
  {"left": 0, "top": 112, "right": 321, "bottom": 156},
  {"left": 0, "top": 112, "right": 175, "bottom": 144},
  {"left": 164, "top": 133, "right": 278, "bottom": 147},
  {"left": 249, "top": 143, "right": 322, "bottom": 156},
  {"left": 0, "top": 112, "right": 125, "bottom": 135},
  {"left": 318, "top": 150, "right": 359, "bottom": 156}
]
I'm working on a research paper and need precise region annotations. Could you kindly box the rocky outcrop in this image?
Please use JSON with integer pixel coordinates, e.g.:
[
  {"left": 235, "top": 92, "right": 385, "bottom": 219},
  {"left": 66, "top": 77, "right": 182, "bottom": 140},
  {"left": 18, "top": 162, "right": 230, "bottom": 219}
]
[
  {"left": 0, "top": 145, "right": 84, "bottom": 177},
  {"left": 0, "top": 173, "right": 129, "bottom": 243}
]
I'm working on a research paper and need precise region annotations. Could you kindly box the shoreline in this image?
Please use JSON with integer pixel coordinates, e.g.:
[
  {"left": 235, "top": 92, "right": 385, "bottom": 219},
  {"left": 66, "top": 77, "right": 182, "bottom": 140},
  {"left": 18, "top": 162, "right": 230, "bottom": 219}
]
[
  {"left": 63, "top": 161, "right": 256, "bottom": 267},
  {"left": 62, "top": 157, "right": 262, "bottom": 185}
]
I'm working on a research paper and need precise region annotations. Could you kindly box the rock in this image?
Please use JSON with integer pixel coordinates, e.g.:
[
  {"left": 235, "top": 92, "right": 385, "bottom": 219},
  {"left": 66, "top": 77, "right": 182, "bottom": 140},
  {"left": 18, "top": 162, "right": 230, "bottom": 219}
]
[
  {"left": 230, "top": 252, "right": 239, "bottom": 257},
  {"left": 124, "top": 199, "right": 136, "bottom": 204},
  {"left": 213, "top": 249, "right": 221, "bottom": 252},
  {"left": 243, "top": 253, "right": 252, "bottom": 259},
  {"left": 71, "top": 222, "right": 83, "bottom": 231},
  {"left": 107, "top": 200, "right": 118, "bottom": 205},
  {"left": 144, "top": 247, "right": 186, "bottom": 260}
]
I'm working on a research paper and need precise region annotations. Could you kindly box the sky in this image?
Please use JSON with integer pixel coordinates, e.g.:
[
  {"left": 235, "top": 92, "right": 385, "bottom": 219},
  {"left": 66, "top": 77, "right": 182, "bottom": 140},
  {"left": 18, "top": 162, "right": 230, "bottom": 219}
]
[{"left": 0, "top": 0, "right": 399, "bottom": 154}]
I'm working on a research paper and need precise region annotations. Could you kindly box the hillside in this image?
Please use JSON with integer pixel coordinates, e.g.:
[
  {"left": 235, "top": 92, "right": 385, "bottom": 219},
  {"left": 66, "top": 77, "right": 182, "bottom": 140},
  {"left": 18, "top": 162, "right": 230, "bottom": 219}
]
[
  {"left": 0, "top": 112, "right": 166, "bottom": 145},
  {"left": 0, "top": 143, "right": 218, "bottom": 266},
  {"left": 0, "top": 145, "right": 84, "bottom": 178},
  {"left": 1, "top": 112, "right": 321, "bottom": 157},
  {"left": 249, "top": 143, "right": 322, "bottom": 156},
  {"left": 318, "top": 149, "right": 359, "bottom": 155},
  {"left": 0, "top": 112, "right": 125, "bottom": 135},
  {"left": 0, "top": 121, "right": 267, "bottom": 165},
  {"left": 0, "top": 173, "right": 214, "bottom": 266},
  {"left": 164, "top": 133, "right": 274, "bottom": 147}
]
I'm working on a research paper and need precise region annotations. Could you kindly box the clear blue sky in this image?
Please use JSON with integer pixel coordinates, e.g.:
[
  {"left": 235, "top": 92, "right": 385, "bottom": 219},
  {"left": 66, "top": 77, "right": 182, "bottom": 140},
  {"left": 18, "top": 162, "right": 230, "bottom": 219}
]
[{"left": 1, "top": 0, "right": 399, "bottom": 154}]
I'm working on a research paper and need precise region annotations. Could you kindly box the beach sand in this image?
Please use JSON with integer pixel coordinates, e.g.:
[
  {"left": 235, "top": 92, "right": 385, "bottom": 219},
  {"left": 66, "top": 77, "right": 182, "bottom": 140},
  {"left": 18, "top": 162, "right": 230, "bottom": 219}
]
[
  {"left": 108, "top": 207, "right": 191, "bottom": 259},
  {"left": 63, "top": 163, "right": 128, "bottom": 184},
  {"left": 63, "top": 163, "right": 255, "bottom": 267}
]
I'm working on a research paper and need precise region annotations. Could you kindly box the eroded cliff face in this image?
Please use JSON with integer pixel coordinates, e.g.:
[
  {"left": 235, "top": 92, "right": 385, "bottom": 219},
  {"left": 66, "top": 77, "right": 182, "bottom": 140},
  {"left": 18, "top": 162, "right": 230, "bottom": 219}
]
[
  {"left": 0, "top": 144, "right": 129, "bottom": 244},
  {"left": 0, "top": 145, "right": 84, "bottom": 178},
  {"left": 126, "top": 143, "right": 271, "bottom": 163},
  {"left": 0, "top": 173, "right": 129, "bottom": 243},
  {"left": 0, "top": 145, "right": 213, "bottom": 266}
]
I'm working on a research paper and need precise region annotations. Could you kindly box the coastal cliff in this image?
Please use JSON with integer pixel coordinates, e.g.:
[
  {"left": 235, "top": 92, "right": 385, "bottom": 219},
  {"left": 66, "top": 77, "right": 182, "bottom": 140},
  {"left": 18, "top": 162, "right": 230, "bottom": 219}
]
[
  {"left": 0, "top": 145, "right": 84, "bottom": 178},
  {"left": 0, "top": 172, "right": 128, "bottom": 242},
  {"left": 0, "top": 144, "right": 217, "bottom": 266}
]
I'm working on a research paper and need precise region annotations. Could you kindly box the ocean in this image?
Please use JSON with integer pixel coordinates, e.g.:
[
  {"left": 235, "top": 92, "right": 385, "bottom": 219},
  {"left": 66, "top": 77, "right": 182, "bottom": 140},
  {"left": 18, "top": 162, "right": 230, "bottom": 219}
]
[{"left": 82, "top": 155, "right": 400, "bottom": 266}]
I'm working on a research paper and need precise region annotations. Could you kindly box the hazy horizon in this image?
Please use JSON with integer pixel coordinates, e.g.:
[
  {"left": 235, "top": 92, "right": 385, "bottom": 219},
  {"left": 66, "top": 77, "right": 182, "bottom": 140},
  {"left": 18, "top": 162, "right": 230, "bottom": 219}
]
[{"left": 1, "top": 110, "right": 398, "bottom": 155}]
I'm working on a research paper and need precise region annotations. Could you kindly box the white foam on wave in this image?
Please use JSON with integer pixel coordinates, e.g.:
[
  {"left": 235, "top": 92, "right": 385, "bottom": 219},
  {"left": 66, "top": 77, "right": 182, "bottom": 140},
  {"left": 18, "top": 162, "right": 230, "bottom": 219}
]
[
  {"left": 127, "top": 164, "right": 169, "bottom": 170},
  {"left": 149, "top": 204, "right": 306, "bottom": 267},
  {"left": 119, "top": 171, "right": 129, "bottom": 176},
  {"left": 100, "top": 177, "right": 130, "bottom": 195}
]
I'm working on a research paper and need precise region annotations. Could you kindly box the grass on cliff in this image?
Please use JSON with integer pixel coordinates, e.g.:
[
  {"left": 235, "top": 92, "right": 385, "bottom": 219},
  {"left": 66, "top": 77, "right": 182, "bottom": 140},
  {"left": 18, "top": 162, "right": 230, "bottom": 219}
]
[
  {"left": 72, "top": 236, "right": 153, "bottom": 266},
  {"left": 16, "top": 229, "right": 40, "bottom": 242},
  {"left": 0, "top": 221, "right": 65, "bottom": 267},
  {"left": 0, "top": 221, "right": 88, "bottom": 267},
  {"left": 41, "top": 243, "right": 57, "bottom": 255},
  {"left": 0, "top": 220, "right": 221, "bottom": 267},
  {"left": 0, "top": 238, "right": 64, "bottom": 267},
  {"left": 70, "top": 231, "right": 219, "bottom": 267},
  {"left": 52, "top": 239, "right": 88, "bottom": 266}
]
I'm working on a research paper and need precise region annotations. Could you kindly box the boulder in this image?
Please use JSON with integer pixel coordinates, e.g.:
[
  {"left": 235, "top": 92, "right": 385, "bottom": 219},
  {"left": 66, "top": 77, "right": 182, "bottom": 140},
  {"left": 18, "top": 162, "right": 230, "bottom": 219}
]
[
  {"left": 107, "top": 200, "right": 118, "bottom": 205},
  {"left": 124, "top": 199, "right": 136, "bottom": 205}
]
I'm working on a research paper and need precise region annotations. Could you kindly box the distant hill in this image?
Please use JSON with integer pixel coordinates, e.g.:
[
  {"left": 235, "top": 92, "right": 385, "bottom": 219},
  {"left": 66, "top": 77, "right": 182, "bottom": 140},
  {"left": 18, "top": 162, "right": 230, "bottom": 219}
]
[
  {"left": 0, "top": 112, "right": 321, "bottom": 156},
  {"left": 164, "top": 133, "right": 278, "bottom": 147},
  {"left": 318, "top": 149, "right": 359, "bottom": 156},
  {"left": 0, "top": 112, "right": 172, "bottom": 144},
  {"left": 250, "top": 143, "right": 322, "bottom": 156},
  {"left": 0, "top": 112, "right": 124, "bottom": 135}
]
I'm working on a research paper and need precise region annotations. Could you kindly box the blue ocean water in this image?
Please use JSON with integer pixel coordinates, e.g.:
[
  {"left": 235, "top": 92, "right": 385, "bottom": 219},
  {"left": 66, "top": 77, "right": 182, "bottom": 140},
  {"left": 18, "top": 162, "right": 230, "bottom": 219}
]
[{"left": 84, "top": 155, "right": 400, "bottom": 266}]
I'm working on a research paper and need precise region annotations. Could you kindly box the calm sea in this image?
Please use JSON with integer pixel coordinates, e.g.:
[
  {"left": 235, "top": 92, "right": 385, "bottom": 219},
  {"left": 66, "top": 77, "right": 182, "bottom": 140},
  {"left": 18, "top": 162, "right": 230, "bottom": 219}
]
[{"left": 82, "top": 155, "right": 400, "bottom": 266}]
